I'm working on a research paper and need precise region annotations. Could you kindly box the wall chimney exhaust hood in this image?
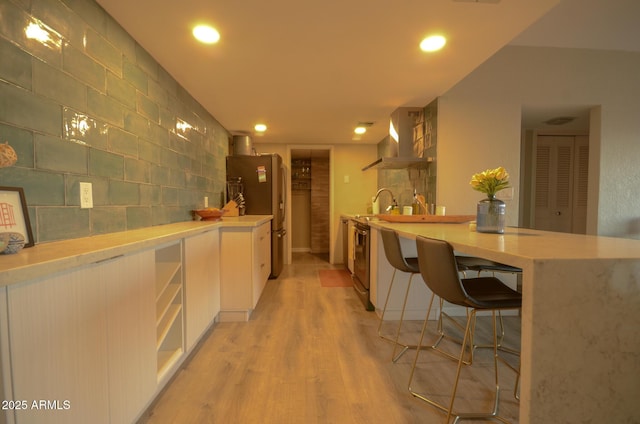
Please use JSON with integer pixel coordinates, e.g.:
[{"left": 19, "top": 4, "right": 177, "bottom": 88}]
[{"left": 361, "top": 106, "right": 433, "bottom": 171}]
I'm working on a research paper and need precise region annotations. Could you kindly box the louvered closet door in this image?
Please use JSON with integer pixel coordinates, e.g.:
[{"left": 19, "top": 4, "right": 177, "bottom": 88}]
[{"left": 534, "top": 135, "right": 589, "bottom": 233}]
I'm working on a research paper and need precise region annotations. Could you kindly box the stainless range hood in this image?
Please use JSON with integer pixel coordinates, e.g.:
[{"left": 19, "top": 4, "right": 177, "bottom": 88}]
[{"left": 361, "top": 106, "right": 434, "bottom": 171}]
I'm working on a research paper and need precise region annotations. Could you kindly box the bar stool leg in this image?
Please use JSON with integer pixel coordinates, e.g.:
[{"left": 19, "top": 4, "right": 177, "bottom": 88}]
[
  {"left": 390, "top": 273, "right": 414, "bottom": 362},
  {"left": 377, "top": 269, "right": 415, "bottom": 362}
]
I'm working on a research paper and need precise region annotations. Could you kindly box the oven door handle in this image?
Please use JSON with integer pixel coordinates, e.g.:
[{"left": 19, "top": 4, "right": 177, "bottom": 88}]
[
  {"left": 354, "top": 227, "right": 368, "bottom": 236},
  {"left": 352, "top": 275, "right": 368, "bottom": 295}
]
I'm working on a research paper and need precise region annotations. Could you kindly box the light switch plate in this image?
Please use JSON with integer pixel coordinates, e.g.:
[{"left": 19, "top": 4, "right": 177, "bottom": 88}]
[
  {"left": 80, "top": 182, "right": 93, "bottom": 208},
  {"left": 496, "top": 187, "right": 514, "bottom": 200}
]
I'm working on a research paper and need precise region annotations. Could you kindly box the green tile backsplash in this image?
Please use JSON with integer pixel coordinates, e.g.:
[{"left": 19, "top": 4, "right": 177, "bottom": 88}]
[{"left": 0, "top": 0, "right": 229, "bottom": 244}]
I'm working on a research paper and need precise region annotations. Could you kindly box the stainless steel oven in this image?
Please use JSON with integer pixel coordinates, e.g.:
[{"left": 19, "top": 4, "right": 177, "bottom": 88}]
[{"left": 352, "top": 219, "right": 374, "bottom": 311}]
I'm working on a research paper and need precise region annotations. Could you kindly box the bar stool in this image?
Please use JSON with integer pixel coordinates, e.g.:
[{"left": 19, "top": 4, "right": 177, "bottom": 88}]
[
  {"left": 377, "top": 228, "right": 498, "bottom": 364},
  {"left": 451, "top": 256, "right": 522, "bottom": 355},
  {"left": 409, "top": 236, "right": 522, "bottom": 423},
  {"left": 377, "top": 228, "right": 421, "bottom": 362}
]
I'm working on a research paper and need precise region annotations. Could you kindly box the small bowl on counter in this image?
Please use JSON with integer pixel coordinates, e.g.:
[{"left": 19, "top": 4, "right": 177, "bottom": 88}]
[{"left": 194, "top": 208, "right": 226, "bottom": 221}]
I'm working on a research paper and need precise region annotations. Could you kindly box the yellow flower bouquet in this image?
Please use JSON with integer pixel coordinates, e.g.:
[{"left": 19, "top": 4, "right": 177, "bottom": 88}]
[{"left": 470, "top": 166, "right": 510, "bottom": 198}]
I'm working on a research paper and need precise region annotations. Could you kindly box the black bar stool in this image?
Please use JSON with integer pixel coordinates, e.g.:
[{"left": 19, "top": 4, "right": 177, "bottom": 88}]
[
  {"left": 456, "top": 256, "right": 522, "bottom": 355},
  {"left": 377, "top": 228, "right": 513, "bottom": 364},
  {"left": 377, "top": 228, "right": 421, "bottom": 362},
  {"left": 409, "top": 236, "right": 522, "bottom": 423}
]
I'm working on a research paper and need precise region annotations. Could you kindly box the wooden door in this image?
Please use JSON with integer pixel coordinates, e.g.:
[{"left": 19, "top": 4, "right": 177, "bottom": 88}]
[{"left": 534, "top": 135, "right": 589, "bottom": 233}]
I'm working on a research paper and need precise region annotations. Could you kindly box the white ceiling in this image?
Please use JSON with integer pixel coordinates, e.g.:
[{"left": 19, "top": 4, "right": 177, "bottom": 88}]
[{"left": 96, "top": 0, "right": 640, "bottom": 144}]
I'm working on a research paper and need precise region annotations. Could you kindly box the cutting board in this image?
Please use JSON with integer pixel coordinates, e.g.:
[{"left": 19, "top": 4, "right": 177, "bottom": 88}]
[
  {"left": 222, "top": 200, "right": 239, "bottom": 216},
  {"left": 376, "top": 214, "right": 475, "bottom": 223}
]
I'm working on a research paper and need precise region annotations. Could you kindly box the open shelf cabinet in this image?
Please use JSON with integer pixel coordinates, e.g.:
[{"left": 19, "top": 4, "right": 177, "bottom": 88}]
[{"left": 155, "top": 241, "right": 184, "bottom": 381}]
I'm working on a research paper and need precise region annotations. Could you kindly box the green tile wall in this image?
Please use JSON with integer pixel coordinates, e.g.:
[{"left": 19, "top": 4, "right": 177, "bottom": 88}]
[{"left": 0, "top": 0, "right": 229, "bottom": 243}]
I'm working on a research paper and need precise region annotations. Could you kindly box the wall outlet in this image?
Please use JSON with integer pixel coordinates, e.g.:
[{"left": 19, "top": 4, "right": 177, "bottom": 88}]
[{"left": 80, "top": 182, "right": 93, "bottom": 208}]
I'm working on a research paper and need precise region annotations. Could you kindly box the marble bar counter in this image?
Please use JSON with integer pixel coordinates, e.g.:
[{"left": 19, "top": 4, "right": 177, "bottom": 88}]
[
  {"left": 368, "top": 221, "right": 640, "bottom": 424},
  {"left": 0, "top": 215, "right": 272, "bottom": 287}
]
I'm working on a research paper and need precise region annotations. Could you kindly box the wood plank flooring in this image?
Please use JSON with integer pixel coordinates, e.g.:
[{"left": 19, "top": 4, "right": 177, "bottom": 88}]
[{"left": 138, "top": 253, "right": 521, "bottom": 424}]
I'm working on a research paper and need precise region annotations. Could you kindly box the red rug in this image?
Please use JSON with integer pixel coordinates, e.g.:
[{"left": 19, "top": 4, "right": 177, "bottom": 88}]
[{"left": 318, "top": 269, "right": 353, "bottom": 287}]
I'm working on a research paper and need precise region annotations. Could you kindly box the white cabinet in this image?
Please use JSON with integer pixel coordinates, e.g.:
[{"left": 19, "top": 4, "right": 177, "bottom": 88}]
[
  {"left": 4, "top": 250, "right": 157, "bottom": 424},
  {"left": 184, "top": 229, "right": 220, "bottom": 350},
  {"left": 105, "top": 251, "right": 157, "bottom": 424},
  {"left": 254, "top": 221, "right": 271, "bottom": 299},
  {"left": 7, "top": 264, "right": 110, "bottom": 424},
  {"left": 0, "top": 221, "right": 265, "bottom": 423},
  {"left": 220, "top": 221, "right": 271, "bottom": 321},
  {"left": 155, "top": 241, "right": 184, "bottom": 382}
]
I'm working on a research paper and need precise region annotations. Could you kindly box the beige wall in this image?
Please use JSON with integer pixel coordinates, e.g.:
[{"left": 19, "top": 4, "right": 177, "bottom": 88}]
[
  {"left": 332, "top": 144, "right": 379, "bottom": 263},
  {"left": 437, "top": 45, "right": 640, "bottom": 238}
]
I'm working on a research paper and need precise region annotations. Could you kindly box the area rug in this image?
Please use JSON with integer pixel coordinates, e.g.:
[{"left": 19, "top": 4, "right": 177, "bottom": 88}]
[{"left": 318, "top": 269, "right": 353, "bottom": 287}]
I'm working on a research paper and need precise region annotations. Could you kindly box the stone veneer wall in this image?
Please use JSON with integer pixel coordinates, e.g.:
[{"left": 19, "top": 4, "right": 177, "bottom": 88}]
[
  {"left": 0, "top": 0, "right": 229, "bottom": 244},
  {"left": 376, "top": 101, "right": 437, "bottom": 213},
  {"left": 310, "top": 156, "right": 329, "bottom": 253}
]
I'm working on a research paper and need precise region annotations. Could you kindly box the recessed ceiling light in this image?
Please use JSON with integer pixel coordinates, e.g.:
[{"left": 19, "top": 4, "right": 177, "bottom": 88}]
[
  {"left": 193, "top": 25, "right": 220, "bottom": 44},
  {"left": 354, "top": 127, "right": 367, "bottom": 135},
  {"left": 420, "top": 35, "right": 446, "bottom": 52},
  {"left": 254, "top": 123, "right": 267, "bottom": 132}
]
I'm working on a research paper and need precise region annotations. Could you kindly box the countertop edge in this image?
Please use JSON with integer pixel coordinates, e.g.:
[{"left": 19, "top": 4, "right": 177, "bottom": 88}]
[{"left": 0, "top": 216, "right": 273, "bottom": 287}]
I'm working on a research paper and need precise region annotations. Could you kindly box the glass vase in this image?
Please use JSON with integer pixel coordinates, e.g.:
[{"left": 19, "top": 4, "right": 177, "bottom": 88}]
[{"left": 476, "top": 195, "right": 506, "bottom": 233}]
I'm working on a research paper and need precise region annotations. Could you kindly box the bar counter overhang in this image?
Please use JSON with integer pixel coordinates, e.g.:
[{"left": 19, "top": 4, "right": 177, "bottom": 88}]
[{"left": 368, "top": 221, "right": 640, "bottom": 424}]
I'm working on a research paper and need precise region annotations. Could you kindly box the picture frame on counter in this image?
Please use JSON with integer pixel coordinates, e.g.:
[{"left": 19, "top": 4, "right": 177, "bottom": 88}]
[{"left": 0, "top": 186, "right": 34, "bottom": 248}]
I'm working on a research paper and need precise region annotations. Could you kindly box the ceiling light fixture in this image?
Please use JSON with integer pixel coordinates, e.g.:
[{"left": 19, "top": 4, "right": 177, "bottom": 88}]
[
  {"left": 254, "top": 123, "right": 267, "bottom": 133},
  {"left": 420, "top": 35, "right": 446, "bottom": 52},
  {"left": 543, "top": 116, "right": 576, "bottom": 126},
  {"left": 354, "top": 121, "right": 374, "bottom": 135},
  {"left": 193, "top": 25, "right": 220, "bottom": 44}
]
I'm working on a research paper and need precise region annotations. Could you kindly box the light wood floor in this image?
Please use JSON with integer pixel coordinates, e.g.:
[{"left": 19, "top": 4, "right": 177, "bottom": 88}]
[{"left": 138, "top": 253, "right": 521, "bottom": 424}]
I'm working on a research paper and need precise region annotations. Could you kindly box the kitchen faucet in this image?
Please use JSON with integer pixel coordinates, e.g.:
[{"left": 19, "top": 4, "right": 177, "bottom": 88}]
[{"left": 373, "top": 188, "right": 398, "bottom": 213}]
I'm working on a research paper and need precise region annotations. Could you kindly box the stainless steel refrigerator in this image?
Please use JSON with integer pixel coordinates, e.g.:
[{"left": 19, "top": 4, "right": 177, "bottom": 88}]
[{"left": 226, "top": 154, "right": 286, "bottom": 278}]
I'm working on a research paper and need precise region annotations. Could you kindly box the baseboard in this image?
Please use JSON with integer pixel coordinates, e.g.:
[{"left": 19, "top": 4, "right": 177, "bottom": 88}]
[{"left": 218, "top": 310, "right": 252, "bottom": 322}]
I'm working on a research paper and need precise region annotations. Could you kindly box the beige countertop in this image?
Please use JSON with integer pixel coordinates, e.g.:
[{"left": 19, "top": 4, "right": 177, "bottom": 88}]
[
  {"left": 0, "top": 215, "right": 272, "bottom": 287},
  {"left": 369, "top": 221, "right": 640, "bottom": 262}
]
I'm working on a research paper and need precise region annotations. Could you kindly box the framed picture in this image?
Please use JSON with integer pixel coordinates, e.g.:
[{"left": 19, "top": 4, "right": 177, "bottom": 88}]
[{"left": 0, "top": 186, "right": 34, "bottom": 248}]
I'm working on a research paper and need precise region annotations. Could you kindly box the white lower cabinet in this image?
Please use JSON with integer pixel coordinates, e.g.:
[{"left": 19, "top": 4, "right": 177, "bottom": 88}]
[
  {"left": 184, "top": 229, "right": 220, "bottom": 350},
  {"left": 220, "top": 221, "right": 271, "bottom": 321},
  {"left": 154, "top": 241, "right": 184, "bottom": 383},
  {"left": 105, "top": 251, "right": 157, "bottom": 424},
  {"left": 0, "top": 222, "right": 265, "bottom": 423},
  {"left": 7, "top": 263, "right": 110, "bottom": 424},
  {"left": 5, "top": 250, "right": 156, "bottom": 424}
]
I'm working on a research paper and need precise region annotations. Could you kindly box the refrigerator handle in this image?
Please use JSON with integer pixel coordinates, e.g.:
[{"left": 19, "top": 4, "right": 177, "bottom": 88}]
[{"left": 281, "top": 164, "right": 287, "bottom": 225}]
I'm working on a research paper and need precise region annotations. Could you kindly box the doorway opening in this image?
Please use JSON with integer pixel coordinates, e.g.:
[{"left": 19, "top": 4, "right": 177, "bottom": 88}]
[
  {"left": 520, "top": 106, "right": 593, "bottom": 234},
  {"left": 289, "top": 148, "right": 332, "bottom": 264}
]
